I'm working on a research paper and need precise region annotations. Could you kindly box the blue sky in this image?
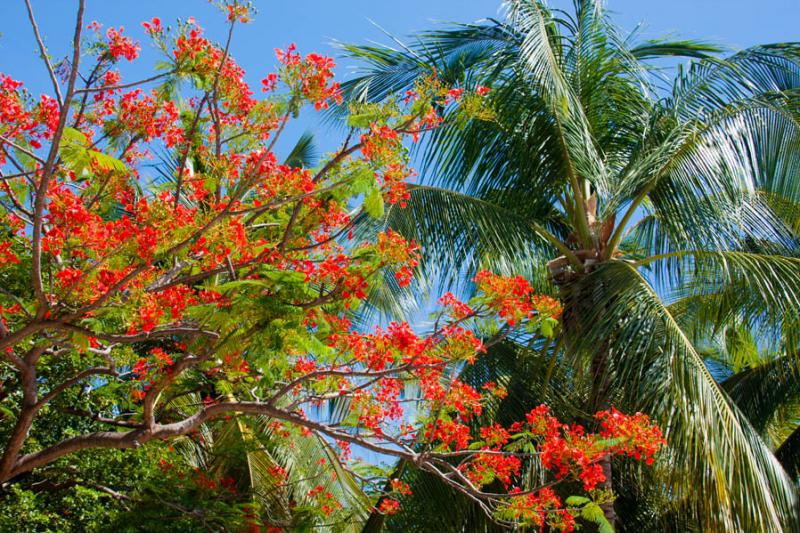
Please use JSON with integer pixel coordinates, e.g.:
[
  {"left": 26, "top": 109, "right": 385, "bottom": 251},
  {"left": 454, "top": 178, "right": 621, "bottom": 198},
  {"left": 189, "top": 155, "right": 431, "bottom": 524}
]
[
  {"left": 1, "top": 0, "right": 796, "bottom": 156},
  {"left": 2, "top": 0, "right": 797, "bottom": 97}
]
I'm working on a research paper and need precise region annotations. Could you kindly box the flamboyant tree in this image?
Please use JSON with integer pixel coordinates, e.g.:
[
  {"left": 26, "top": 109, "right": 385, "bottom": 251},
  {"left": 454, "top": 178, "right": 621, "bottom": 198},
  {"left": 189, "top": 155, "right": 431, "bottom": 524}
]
[{"left": 0, "top": 1, "right": 663, "bottom": 529}]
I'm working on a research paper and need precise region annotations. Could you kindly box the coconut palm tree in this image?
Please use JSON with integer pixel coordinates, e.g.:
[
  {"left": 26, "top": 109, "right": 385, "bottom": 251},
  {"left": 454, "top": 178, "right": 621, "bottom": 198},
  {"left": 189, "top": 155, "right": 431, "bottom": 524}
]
[{"left": 339, "top": 0, "right": 800, "bottom": 530}]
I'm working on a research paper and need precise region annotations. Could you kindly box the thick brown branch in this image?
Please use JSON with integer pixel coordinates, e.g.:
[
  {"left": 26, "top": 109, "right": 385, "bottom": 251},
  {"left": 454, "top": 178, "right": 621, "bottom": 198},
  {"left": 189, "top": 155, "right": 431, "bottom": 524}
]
[
  {"left": 31, "top": 0, "right": 85, "bottom": 315},
  {"left": 0, "top": 347, "right": 44, "bottom": 478}
]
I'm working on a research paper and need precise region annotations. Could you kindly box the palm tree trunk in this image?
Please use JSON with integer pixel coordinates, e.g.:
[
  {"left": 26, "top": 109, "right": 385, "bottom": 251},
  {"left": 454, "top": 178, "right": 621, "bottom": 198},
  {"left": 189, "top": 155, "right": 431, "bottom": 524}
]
[
  {"left": 590, "top": 349, "right": 615, "bottom": 529},
  {"left": 551, "top": 252, "right": 617, "bottom": 528}
]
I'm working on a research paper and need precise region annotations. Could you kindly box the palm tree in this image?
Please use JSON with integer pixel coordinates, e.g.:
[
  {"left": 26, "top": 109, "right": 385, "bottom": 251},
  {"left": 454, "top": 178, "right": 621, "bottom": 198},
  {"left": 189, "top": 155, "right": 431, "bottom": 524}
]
[
  {"left": 339, "top": 0, "right": 800, "bottom": 530},
  {"left": 166, "top": 394, "right": 371, "bottom": 531}
]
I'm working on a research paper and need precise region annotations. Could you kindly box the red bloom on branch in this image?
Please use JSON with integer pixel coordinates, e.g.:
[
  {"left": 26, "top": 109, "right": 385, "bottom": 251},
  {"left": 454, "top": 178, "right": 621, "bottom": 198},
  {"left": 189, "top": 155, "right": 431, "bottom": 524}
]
[
  {"left": 447, "top": 87, "right": 464, "bottom": 102},
  {"left": 141, "top": 17, "right": 162, "bottom": 35},
  {"left": 378, "top": 498, "right": 400, "bottom": 515},
  {"left": 0, "top": 241, "right": 19, "bottom": 265},
  {"left": 55, "top": 267, "right": 83, "bottom": 289},
  {"left": 104, "top": 27, "right": 140, "bottom": 61}
]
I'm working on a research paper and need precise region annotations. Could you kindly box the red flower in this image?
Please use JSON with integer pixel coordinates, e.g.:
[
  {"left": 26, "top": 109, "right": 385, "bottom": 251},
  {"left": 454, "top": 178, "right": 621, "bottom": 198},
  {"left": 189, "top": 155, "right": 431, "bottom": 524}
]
[
  {"left": 55, "top": 267, "right": 83, "bottom": 288},
  {"left": 104, "top": 27, "right": 140, "bottom": 61},
  {"left": 142, "top": 17, "right": 162, "bottom": 35},
  {"left": 0, "top": 241, "right": 19, "bottom": 265},
  {"left": 378, "top": 498, "right": 400, "bottom": 515},
  {"left": 447, "top": 87, "right": 464, "bottom": 102}
]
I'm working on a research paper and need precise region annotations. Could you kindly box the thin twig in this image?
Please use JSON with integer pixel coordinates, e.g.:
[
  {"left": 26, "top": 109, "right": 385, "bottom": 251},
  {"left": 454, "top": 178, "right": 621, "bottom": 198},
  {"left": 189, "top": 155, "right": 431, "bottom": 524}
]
[{"left": 23, "top": 0, "right": 63, "bottom": 107}]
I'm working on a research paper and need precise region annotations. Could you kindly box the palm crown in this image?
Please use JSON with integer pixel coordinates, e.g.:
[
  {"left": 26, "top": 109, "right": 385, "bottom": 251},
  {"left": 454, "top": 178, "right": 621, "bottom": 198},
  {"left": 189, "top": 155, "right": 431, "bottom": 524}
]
[{"left": 340, "top": 0, "right": 800, "bottom": 530}]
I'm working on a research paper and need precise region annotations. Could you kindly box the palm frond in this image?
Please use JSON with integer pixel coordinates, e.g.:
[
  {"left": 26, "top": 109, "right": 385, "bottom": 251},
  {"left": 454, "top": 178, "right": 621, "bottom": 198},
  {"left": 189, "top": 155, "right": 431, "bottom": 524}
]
[
  {"left": 560, "top": 261, "right": 799, "bottom": 531},
  {"left": 671, "top": 43, "right": 800, "bottom": 120},
  {"left": 351, "top": 184, "right": 561, "bottom": 324},
  {"left": 629, "top": 38, "right": 723, "bottom": 60},
  {"left": 775, "top": 424, "right": 800, "bottom": 478},
  {"left": 723, "top": 355, "right": 800, "bottom": 441},
  {"left": 283, "top": 131, "right": 318, "bottom": 169}
]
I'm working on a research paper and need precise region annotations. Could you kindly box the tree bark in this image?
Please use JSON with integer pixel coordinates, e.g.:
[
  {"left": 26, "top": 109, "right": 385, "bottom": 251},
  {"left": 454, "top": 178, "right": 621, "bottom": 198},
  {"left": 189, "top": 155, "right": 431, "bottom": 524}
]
[
  {"left": 590, "top": 349, "right": 616, "bottom": 529},
  {"left": 552, "top": 255, "right": 617, "bottom": 529}
]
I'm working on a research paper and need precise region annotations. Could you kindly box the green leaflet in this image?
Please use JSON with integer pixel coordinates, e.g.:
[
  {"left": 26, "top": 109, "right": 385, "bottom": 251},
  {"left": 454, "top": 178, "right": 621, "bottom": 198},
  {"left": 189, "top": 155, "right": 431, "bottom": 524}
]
[
  {"left": 364, "top": 188, "right": 385, "bottom": 218},
  {"left": 59, "top": 127, "right": 127, "bottom": 175},
  {"left": 580, "top": 502, "right": 614, "bottom": 533}
]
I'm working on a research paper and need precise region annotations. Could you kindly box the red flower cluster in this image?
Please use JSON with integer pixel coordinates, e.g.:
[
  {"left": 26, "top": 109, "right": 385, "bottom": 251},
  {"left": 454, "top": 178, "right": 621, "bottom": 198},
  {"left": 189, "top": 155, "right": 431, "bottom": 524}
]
[
  {"left": 0, "top": 240, "right": 19, "bottom": 265},
  {"left": 463, "top": 452, "right": 521, "bottom": 488},
  {"left": 173, "top": 24, "right": 258, "bottom": 119},
  {"left": 115, "top": 89, "right": 183, "bottom": 146},
  {"left": 474, "top": 270, "right": 562, "bottom": 326},
  {"left": 0, "top": 74, "right": 63, "bottom": 151},
  {"left": 378, "top": 163, "right": 413, "bottom": 207},
  {"left": 360, "top": 124, "right": 401, "bottom": 164},
  {"left": 438, "top": 292, "right": 474, "bottom": 319},
  {"left": 448, "top": 402, "right": 664, "bottom": 530},
  {"left": 104, "top": 27, "right": 140, "bottom": 61},
  {"left": 596, "top": 408, "right": 666, "bottom": 464},
  {"left": 378, "top": 498, "right": 401, "bottom": 515},
  {"left": 307, "top": 484, "right": 342, "bottom": 517},
  {"left": 275, "top": 44, "right": 342, "bottom": 110},
  {"left": 504, "top": 487, "right": 576, "bottom": 532},
  {"left": 390, "top": 478, "right": 412, "bottom": 496},
  {"left": 528, "top": 405, "right": 663, "bottom": 491},
  {"left": 424, "top": 418, "right": 472, "bottom": 450},
  {"left": 376, "top": 229, "right": 420, "bottom": 287},
  {"left": 141, "top": 17, "right": 163, "bottom": 35}
]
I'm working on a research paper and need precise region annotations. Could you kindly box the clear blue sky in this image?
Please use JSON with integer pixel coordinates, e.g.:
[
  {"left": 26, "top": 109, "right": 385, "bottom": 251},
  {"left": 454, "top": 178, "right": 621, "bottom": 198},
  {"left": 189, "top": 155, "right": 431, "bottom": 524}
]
[
  {"left": 2, "top": 0, "right": 797, "bottom": 96},
  {"left": 0, "top": 0, "right": 797, "bottom": 169}
]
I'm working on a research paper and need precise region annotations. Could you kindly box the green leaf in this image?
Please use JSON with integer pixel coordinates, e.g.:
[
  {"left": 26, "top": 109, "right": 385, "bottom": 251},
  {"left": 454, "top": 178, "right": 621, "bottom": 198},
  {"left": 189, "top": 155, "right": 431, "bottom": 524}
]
[
  {"left": 295, "top": 334, "right": 333, "bottom": 357},
  {"left": 364, "top": 188, "right": 385, "bottom": 219},
  {"left": 350, "top": 166, "right": 376, "bottom": 195},
  {"left": 540, "top": 317, "right": 555, "bottom": 337},
  {"left": 581, "top": 502, "right": 614, "bottom": 533},
  {"left": 262, "top": 271, "right": 307, "bottom": 285},
  {"left": 565, "top": 495, "right": 591, "bottom": 506},
  {"left": 347, "top": 112, "right": 380, "bottom": 128},
  {"left": 58, "top": 127, "right": 126, "bottom": 174},
  {"left": 89, "top": 151, "right": 127, "bottom": 172},
  {"left": 62, "top": 127, "right": 88, "bottom": 146}
]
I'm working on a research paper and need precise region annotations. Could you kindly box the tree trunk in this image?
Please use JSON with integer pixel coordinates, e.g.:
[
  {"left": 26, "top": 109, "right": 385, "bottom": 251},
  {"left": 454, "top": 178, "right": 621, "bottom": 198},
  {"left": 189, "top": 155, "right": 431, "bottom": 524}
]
[
  {"left": 550, "top": 253, "right": 617, "bottom": 528},
  {"left": 590, "top": 349, "right": 615, "bottom": 529},
  {"left": 597, "top": 454, "right": 615, "bottom": 528}
]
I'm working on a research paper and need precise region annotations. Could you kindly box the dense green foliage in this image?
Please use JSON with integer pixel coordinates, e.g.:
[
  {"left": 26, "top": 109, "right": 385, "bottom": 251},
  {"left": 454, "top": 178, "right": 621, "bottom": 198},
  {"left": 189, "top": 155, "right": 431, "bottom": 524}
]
[{"left": 342, "top": 0, "right": 800, "bottom": 531}]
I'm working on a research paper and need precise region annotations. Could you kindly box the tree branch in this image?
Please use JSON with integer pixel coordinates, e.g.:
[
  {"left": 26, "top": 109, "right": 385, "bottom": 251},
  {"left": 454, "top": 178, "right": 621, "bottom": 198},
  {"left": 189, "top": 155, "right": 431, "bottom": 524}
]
[
  {"left": 30, "top": 0, "right": 85, "bottom": 316},
  {"left": 23, "top": 0, "right": 63, "bottom": 107},
  {"left": 36, "top": 366, "right": 119, "bottom": 408}
]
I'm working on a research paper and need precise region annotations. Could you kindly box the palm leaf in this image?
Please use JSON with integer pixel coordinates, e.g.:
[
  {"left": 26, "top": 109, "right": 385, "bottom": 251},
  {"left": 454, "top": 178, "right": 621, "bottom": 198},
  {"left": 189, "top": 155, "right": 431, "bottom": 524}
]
[{"left": 560, "top": 261, "right": 799, "bottom": 531}]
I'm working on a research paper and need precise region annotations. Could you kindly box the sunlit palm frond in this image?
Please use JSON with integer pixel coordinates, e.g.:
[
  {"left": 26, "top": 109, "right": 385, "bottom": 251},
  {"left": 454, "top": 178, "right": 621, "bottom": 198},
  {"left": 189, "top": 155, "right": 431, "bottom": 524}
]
[
  {"left": 671, "top": 43, "right": 800, "bottom": 120},
  {"left": 283, "top": 131, "right": 318, "bottom": 169},
  {"left": 352, "top": 184, "right": 561, "bottom": 323},
  {"left": 560, "top": 260, "right": 799, "bottom": 531}
]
